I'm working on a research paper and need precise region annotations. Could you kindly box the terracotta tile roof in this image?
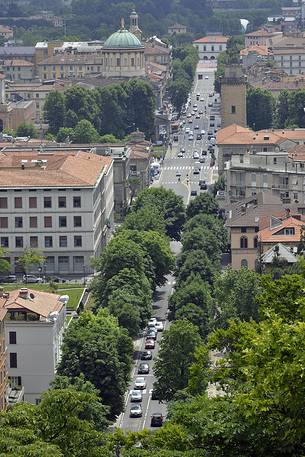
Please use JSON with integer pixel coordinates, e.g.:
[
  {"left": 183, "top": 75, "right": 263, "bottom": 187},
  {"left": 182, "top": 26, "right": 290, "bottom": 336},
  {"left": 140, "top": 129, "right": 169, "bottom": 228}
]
[
  {"left": 0, "top": 288, "right": 64, "bottom": 318},
  {"left": 194, "top": 35, "right": 228, "bottom": 44},
  {"left": 246, "top": 28, "right": 276, "bottom": 37},
  {"left": 216, "top": 123, "right": 250, "bottom": 143},
  {"left": 288, "top": 143, "right": 305, "bottom": 160},
  {"left": 3, "top": 59, "right": 34, "bottom": 67},
  {"left": 240, "top": 45, "right": 269, "bottom": 56},
  {"left": 258, "top": 216, "right": 305, "bottom": 243},
  {"left": 0, "top": 150, "right": 112, "bottom": 188},
  {"left": 217, "top": 124, "right": 305, "bottom": 145}
]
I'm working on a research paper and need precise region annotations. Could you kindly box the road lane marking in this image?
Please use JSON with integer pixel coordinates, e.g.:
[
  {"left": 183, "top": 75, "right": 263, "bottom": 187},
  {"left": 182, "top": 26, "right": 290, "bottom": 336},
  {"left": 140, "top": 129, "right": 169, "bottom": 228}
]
[{"left": 142, "top": 391, "right": 152, "bottom": 430}]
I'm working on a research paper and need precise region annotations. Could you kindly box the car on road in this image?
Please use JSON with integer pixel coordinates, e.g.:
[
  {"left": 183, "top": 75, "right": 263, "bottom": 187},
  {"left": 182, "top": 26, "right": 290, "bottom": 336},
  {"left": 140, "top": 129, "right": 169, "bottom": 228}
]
[
  {"left": 177, "top": 151, "right": 183, "bottom": 157},
  {"left": 194, "top": 125, "right": 199, "bottom": 130},
  {"left": 151, "top": 388, "right": 159, "bottom": 400},
  {"left": 200, "top": 180, "right": 208, "bottom": 190},
  {"left": 188, "top": 118, "right": 193, "bottom": 124},
  {"left": 176, "top": 171, "right": 182, "bottom": 177},
  {"left": 193, "top": 103, "right": 197, "bottom": 108},
  {"left": 187, "top": 113, "right": 191, "bottom": 118},
  {"left": 47, "top": 276, "right": 67, "bottom": 283},
  {"left": 193, "top": 151, "right": 199, "bottom": 159},
  {"left": 146, "top": 329, "right": 157, "bottom": 340},
  {"left": 199, "top": 157, "right": 205, "bottom": 163},
  {"left": 191, "top": 111, "right": 195, "bottom": 116},
  {"left": 145, "top": 338, "right": 155, "bottom": 349},
  {"left": 0, "top": 275, "right": 17, "bottom": 283},
  {"left": 196, "top": 134, "right": 202, "bottom": 140},
  {"left": 199, "top": 110, "right": 203, "bottom": 115},
  {"left": 205, "top": 75, "right": 209, "bottom": 79},
  {"left": 190, "top": 190, "right": 198, "bottom": 197},
  {"left": 130, "top": 390, "right": 143, "bottom": 402},
  {"left": 138, "top": 363, "right": 150, "bottom": 374},
  {"left": 134, "top": 377, "right": 146, "bottom": 390},
  {"left": 193, "top": 167, "right": 200, "bottom": 175},
  {"left": 180, "top": 147, "right": 186, "bottom": 153},
  {"left": 151, "top": 413, "right": 164, "bottom": 427},
  {"left": 141, "top": 350, "right": 152, "bottom": 360},
  {"left": 130, "top": 405, "right": 143, "bottom": 418},
  {"left": 23, "top": 274, "right": 43, "bottom": 284},
  {"left": 195, "top": 114, "right": 200, "bottom": 119},
  {"left": 208, "top": 102, "right": 213, "bottom": 107},
  {"left": 193, "top": 107, "right": 198, "bottom": 112},
  {"left": 201, "top": 149, "right": 207, "bottom": 155},
  {"left": 185, "top": 127, "right": 190, "bottom": 134},
  {"left": 200, "top": 97, "right": 204, "bottom": 101},
  {"left": 201, "top": 129, "right": 206, "bottom": 135},
  {"left": 155, "top": 321, "right": 164, "bottom": 331},
  {"left": 188, "top": 135, "right": 194, "bottom": 140},
  {"left": 148, "top": 318, "right": 157, "bottom": 326}
]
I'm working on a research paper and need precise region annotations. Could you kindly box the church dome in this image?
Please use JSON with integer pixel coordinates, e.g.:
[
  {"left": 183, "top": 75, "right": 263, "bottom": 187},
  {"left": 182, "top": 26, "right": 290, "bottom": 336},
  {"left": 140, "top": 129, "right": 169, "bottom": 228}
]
[{"left": 103, "top": 28, "right": 143, "bottom": 49}]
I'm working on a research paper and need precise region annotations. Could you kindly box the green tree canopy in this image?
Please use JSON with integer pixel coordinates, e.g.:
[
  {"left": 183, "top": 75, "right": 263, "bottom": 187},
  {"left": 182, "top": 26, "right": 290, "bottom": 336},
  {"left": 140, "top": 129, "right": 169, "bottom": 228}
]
[
  {"left": 44, "top": 91, "right": 66, "bottom": 133},
  {"left": 16, "top": 121, "right": 38, "bottom": 138},
  {"left": 186, "top": 193, "right": 219, "bottom": 219},
  {"left": 18, "top": 248, "right": 45, "bottom": 274},
  {"left": 72, "top": 119, "right": 100, "bottom": 143}
]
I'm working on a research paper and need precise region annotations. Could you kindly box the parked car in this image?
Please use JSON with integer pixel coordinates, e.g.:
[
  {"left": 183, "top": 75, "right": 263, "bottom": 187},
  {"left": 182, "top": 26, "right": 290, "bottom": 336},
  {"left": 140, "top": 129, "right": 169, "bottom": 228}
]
[
  {"left": 194, "top": 125, "right": 199, "bottom": 130},
  {"left": 0, "top": 275, "right": 17, "bottom": 283},
  {"left": 151, "top": 413, "right": 164, "bottom": 427},
  {"left": 130, "top": 405, "right": 143, "bottom": 418},
  {"left": 196, "top": 134, "right": 202, "bottom": 140},
  {"left": 148, "top": 318, "right": 157, "bottom": 326},
  {"left": 176, "top": 171, "right": 182, "bottom": 177},
  {"left": 47, "top": 276, "right": 66, "bottom": 283},
  {"left": 155, "top": 321, "right": 164, "bottom": 331},
  {"left": 130, "top": 390, "right": 143, "bottom": 402},
  {"left": 23, "top": 274, "right": 43, "bottom": 284},
  {"left": 145, "top": 338, "right": 155, "bottom": 349},
  {"left": 193, "top": 167, "right": 200, "bottom": 175},
  {"left": 193, "top": 151, "right": 199, "bottom": 159},
  {"left": 134, "top": 377, "right": 146, "bottom": 390},
  {"left": 146, "top": 329, "right": 157, "bottom": 340},
  {"left": 138, "top": 363, "right": 150, "bottom": 374},
  {"left": 141, "top": 350, "right": 152, "bottom": 360},
  {"left": 177, "top": 151, "right": 183, "bottom": 158}
]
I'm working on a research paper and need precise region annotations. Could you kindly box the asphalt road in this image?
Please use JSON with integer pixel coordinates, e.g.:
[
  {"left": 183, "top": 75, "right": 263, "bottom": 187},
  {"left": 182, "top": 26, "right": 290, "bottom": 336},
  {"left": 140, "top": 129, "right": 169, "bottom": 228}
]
[{"left": 153, "top": 63, "right": 220, "bottom": 204}]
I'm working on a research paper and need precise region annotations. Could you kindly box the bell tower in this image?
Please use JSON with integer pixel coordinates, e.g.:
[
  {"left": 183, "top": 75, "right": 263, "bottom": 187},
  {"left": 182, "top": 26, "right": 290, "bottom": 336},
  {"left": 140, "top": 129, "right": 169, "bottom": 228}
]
[
  {"left": 220, "top": 65, "right": 247, "bottom": 128},
  {"left": 129, "top": 10, "right": 142, "bottom": 41}
]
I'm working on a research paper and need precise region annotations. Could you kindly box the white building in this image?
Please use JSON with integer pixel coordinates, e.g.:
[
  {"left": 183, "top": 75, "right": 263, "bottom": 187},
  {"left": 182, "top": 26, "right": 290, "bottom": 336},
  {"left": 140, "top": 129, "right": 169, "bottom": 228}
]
[
  {"left": 2, "top": 287, "right": 66, "bottom": 403},
  {"left": 193, "top": 35, "right": 228, "bottom": 61},
  {"left": 0, "top": 150, "right": 114, "bottom": 275},
  {"left": 271, "top": 35, "right": 305, "bottom": 75}
]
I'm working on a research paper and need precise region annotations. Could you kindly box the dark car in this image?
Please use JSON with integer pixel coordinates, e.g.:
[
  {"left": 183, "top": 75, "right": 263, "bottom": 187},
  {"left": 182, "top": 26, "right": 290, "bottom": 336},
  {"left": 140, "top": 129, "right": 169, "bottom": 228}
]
[
  {"left": 138, "top": 363, "right": 150, "bottom": 374},
  {"left": 141, "top": 350, "right": 152, "bottom": 360},
  {"left": 201, "top": 150, "right": 207, "bottom": 156},
  {"left": 190, "top": 190, "right": 198, "bottom": 197},
  {"left": 47, "top": 276, "right": 67, "bottom": 283},
  {"left": 151, "top": 413, "right": 164, "bottom": 427},
  {"left": 151, "top": 389, "right": 159, "bottom": 400},
  {"left": 196, "top": 133, "right": 202, "bottom": 140},
  {"left": 146, "top": 329, "right": 157, "bottom": 340},
  {"left": 200, "top": 182, "right": 208, "bottom": 190},
  {"left": 0, "top": 275, "right": 17, "bottom": 283},
  {"left": 145, "top": 339, "right": 155, "bottom": 349}
]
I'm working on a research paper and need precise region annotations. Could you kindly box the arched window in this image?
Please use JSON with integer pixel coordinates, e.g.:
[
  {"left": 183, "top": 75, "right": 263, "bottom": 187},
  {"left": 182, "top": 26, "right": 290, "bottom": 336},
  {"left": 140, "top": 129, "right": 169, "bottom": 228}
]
[
  {"left": 254, "top": 237, "right": 258, "bottom": 248},
  {"left": 240, "top": 236, "right": 248, "bottom": 248},
  {"left": 241, "top": 259, "right": 248, "bottom": 268}
]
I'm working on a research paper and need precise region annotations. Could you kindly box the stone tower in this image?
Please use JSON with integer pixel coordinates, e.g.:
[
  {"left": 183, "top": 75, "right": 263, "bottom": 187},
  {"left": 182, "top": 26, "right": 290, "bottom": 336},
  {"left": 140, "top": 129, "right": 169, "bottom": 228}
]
[
  {"left": 220, "top": 65, "right": 247, "bottom": 128},
  {"left": 129, "top": 10, "right": 142, "bottom": 41}
]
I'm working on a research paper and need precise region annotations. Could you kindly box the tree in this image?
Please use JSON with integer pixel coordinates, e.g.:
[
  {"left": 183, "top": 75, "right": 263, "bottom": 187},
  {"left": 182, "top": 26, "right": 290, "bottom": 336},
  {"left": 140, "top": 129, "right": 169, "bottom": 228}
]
[
  {"left": 186, "top": 193, "right": 219, "bottom": 219},
  {"left": 177, "top": 250, "right": 219, "bottom": 285},
  {"left": 184, "top": 213, "right": 228, "bottom": 252},
  {"left": 57, "top": 309, "right": 133, "bottom": 419},
  {"left": 170, "top": 275, "right": 212, "bottom": 314},
  {"left": 56, "top": 127, "right": 74, "bottom": 143},
  {"left": 72, "top": 119, "right": 100, "bottom": 143},
  {"left": 0, "top": 247, "right": 11, "bottom": 275},
  {"left": 246, "top": 87, "right": 274, "bottom": 131},
  {"left": 16, "top": 121, "right": 38, "bottom": 138},
  {"left": 64, "top": 86, "right": 100, "bottom": 130},
  {"left": 133, "top": 187, "right": 185, "bottom": 240},
  {"left": 124, "top": 79, "right": 156, "bottom": 138},
  {"left": 176, "top": 303, "right": 210, "bottom": 339},
  {"left": 276, "top": 89, "right": 290, "bottom": 128},
  {"left": 18, "top": 248, "right": 45, "bottom": 275},
  {"left": 212, "top": 267, "right": 261, "bottom": 328},
  {"left": 123, "top": 206, "right": 166, "bottom": 234},
  {"left": 167, "top": 78, "right": 191, "bottom": 112},
  {"left": 44, "top": 91, "right": 66, "bottom": 133},
  {"left": 107, "top": 292, "right": 142, "bottom": 337},
  {"left": 181, "top": 226, "right": 223, "bottom": 260}
]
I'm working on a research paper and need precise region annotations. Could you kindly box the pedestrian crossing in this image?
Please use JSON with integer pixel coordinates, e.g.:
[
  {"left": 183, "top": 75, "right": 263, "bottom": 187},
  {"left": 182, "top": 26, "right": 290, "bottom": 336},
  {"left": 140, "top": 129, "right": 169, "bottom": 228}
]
[{"left": 162, "top": 165, "right": 218, "bottom": 171}]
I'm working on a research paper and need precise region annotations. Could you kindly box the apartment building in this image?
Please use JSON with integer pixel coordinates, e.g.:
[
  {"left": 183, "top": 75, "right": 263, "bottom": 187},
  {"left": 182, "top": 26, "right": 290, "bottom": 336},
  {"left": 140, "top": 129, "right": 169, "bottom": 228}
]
[
  {"left": 0, "top": 306, "right": 7, "bottom": 410},
  {"left": 37, "top": 54, "right": 103, "bottom": 80},
  {"left": 193, "top": 35, "right": 228, "bottom": 61},
  {"left": 217, "top": 124, "right": 305, "bottom": 173},
  {"left": 225, "top": 144, "right": 305, "bottom": 203},
  {"left": 245, "top": 28, "right": 282, "bottom": 47},
  {"left": 271, "top": 35, "right": 305, "bottom": 75},
  {"left": 2, "top": 59, "right": 34, "bottom": 81},
  {"left": 0, "top": 150, "right": 114, "bottom": 275},
  {"left": 2, "top": 287, "right": 66, "bottom": 403}
]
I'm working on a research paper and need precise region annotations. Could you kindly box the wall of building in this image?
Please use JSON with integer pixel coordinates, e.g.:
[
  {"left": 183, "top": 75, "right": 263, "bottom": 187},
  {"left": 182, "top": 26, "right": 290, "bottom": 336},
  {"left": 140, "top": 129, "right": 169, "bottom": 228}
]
[
  {"left": 0, "top": 317, "right": 7, "bottom": 411},
  {"left": 230, "top": 225, "right": 259, "bottom": 270},
  {"left": 194, "top": 41, "right": 227, "bottom": 60}
]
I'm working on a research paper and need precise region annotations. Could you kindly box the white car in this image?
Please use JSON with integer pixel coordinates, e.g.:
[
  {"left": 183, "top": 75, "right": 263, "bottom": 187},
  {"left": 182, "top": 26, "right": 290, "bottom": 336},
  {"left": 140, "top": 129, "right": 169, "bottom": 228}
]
[
  {"left": 205, "top": 75, "right": 209, "bottom": 79},
  {"left": 194, "top": 125, "right": 199, "bottom": 130},
  {"left": 201, "top": 129, "right": 206, "bottom": 135},
  {"left": 200, "top": 97, "right": 204, "bottom": 101},
  {"left": 148, "top": 318, "right": 157, "bottom": 327},
  {"left": 189, "top": 135, "right": 194, "bottom": 141},
  {"left": 185, "top": 127, "right": 190, "bottom": 134},
  {"left": 177, "top": 151, "right": 183, "bottom": 157},
  {"left": 155, "top": 321, "right": 164, "bottom": 331},
  {"left": 193, "top": 151, "right": 199, "bottom": 159},
  {"left": 134, "top": 377, "right": 146, "bottom": 390},
  {"left": 130, "top": 390, "right": 142, "bottom": 402}
]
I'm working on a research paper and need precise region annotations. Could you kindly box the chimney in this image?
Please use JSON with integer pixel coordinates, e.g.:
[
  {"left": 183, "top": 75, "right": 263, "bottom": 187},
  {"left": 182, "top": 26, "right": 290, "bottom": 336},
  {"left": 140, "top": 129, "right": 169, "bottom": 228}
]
[
  {"left": 19, "top": 288, "right": 28, "bottom": 299},
  {"left": 285, "top": 208, "right": 291, "bottom": 219}
]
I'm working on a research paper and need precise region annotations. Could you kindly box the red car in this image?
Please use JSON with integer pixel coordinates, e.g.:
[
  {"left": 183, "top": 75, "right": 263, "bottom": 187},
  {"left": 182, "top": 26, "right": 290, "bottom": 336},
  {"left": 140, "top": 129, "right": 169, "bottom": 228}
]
[{"left": 145, "top": 338, "right": 155, "bottom": 349}]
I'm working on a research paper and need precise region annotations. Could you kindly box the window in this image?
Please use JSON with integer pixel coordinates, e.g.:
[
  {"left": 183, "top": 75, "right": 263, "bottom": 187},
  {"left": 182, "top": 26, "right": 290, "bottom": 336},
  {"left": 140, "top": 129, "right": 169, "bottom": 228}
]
[
  {"left": 44, "top": 196, "right": 52, "bottom": 208},
  {"left": 74, "top": 216, "right": 82, "bottom": 227},
  {"left": 0, "top": 197, "right": 7, "bottom": 209},
  {"left": 255, "top": 226, "right": 259, "bottom": 232},
  {"left": 44, "top": 216, "right": 52, "bottom": 228},
  {"left": 241, "top": 227, "right": 247, "bottom": 233},
  {"left": 117, "top": 57, "right": 120, "bottom": 66},
  {"left": 231, "top": 105, "right": 236, "bottom": 114},
  {"left": 29, "top": 197, "right": 37, "bottom": 208},
  {"left": 73, "top": 196, "right": 81, "bottom": 208},
  {"left": 9, "top": 331, "right": 16, "bottom": 344},
  {"left": 1, "top": 237, "right": 8, "bottom": 248},
  {"left": 14, "top": 197, "right": 22, "bottom": 208},
  {"left": 254, "top": 237, "right": 258, "bottom": 248},
  {"left": 131, "top": 58, "right": 135, "bottom": 66},
  {"left": 9, "top": 376, "right": 22, "bottom": 387},
  {"left": 29, "top": 216, "right": 37, "bottom": 228},
  {"left": 273, "top": 157, "right": 277, "bottom": 164},
  {"left": 240, "top": 236, "right": 248, "bottom": 248},
  {"left": 30, "top": 236, "right": 38, "bottom": 248},
  {"left": 9, "top": 352, "right": 17, "bottom": 368},
  {"left": 59, "top": 216, "right": 67, "bottom": 227},
  {"left": 15, "top": 217, "right": 23, "bottom": 228},
  {"left": 241, "top": 259, "right": 248, "bottom": 268},
  {"left": 0, "top": 217, "right": 8, "bottom": 228},
  {"left": 45, "top": 236, "right": 53, "bottom": 248},
  {"left": 59, "top": 236, "right": 67, "bottom": 247},
  {"left": 73, "top": 256, "right": 84, "bottom": 272},
  {"left": 15, "top": 237, "right": 23, "bottom": 248},
  {"left": 58, "top": 256, "right": 69, "bottom": 272},
  {"left": 58, "top": 196, "right": 66, "bottom": 208},
  {"left": 74, "top": 235, "right": 82, "bottom": 247},
  {"left": 211, "top": 45, "right": 214, "bottom": 51}
]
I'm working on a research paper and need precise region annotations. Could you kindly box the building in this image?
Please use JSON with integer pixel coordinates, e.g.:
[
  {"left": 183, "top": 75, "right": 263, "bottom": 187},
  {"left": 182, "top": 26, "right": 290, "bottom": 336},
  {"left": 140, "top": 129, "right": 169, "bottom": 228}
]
[
  {"left": 128, "top": 130, "right": 151, "bottom": 192},
  {"left": 240, "top": 45, "right": 270, "bottom": 68},
  {"left": 0, "top": 46, "right": 35, "bottom": 64},
  {"left": 2, "top": 287, "right": 66, "bottom": 403},
  {"left": 129, "top": 10, "right": 142, "bottom": 41},
  {"left": 2, "top": 59, "right": 35, "bottom": 81},
  {"left": 0, "top": 304, "right": 7, "bottom": 410},
  {"left": 220, "top": 65, "right": 247, "bottom": 130},
  {"left": 225, "top": 192, "right": 302, "bottom": 269},
  {"left": 168, "top": 23, "right": 187, "bottom": 35},
  {"left": 258, "top": 215, "right": 305, "bottom": 254},
  {"left": 271, "top": 35, "right": 305, "bottom": 75},
  {"left": 0, "top": 26, "right": 13, "bottom": 40},
  {"left": 102, "top": 20, "right": 145, "bottom": 79},
  {"left": 193, "top": 35, "right": 228, "bottom": 61},
  {"left": 245, "top": 28, "right": 282, "bottom": 47},
  {"left": 260, "top": 242, "right": 297, "bottom": 270},
  {"left": 216, "top": 123, "right": 305, "bottom": 173},
  {"left": 37, "top": 54, "right": 103, "bottom": 80},
  {"left": 0, "top": 150, "right": 114, "bottom": 274},
  {"left": 144, "top": 39, "right": 171, "bottom": 66}
]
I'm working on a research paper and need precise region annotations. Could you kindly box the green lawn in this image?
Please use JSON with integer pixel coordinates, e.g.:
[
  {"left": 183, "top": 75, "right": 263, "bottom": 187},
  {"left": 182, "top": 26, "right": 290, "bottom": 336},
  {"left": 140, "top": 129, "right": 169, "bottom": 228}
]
[{"left": 0, "top": 283, "right": 84, "bottom": 311}]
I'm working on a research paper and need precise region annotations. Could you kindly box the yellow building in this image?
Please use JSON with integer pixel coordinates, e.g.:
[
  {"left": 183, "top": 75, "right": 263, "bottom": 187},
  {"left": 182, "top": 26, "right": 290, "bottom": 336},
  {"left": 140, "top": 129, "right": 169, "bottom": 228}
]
[{"left": 221, "top": 65, "right": 247, "bottom": 129}]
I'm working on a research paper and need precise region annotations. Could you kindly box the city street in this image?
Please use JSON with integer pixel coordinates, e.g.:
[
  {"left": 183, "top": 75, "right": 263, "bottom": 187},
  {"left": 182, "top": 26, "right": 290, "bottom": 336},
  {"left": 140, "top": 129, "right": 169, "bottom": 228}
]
[{"left": 153, "top": 62, "right": 220, "bottom": 205}]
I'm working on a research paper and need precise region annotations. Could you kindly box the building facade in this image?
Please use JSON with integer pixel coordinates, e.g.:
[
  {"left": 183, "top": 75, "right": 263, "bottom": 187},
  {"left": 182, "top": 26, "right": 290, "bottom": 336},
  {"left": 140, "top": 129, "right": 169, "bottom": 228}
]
[
  {"left": 2, "top": 59, "right": 34, "bottom": 81},
  {"left": 245, "top": 28, "right": 282, "bottom": 47},
  {"left": 0, "top": 306, "right": 7, "bottom": 410},
  {"left": 2, "top": 288, "right": 66, "bottom": 403},
  {"left": 0, "top": 151, "right": 114, "bottom": 275},
  {"left": 271, "top": 35, "right": 305, "bottom": 75},
  {"left": 168, "top": 23, "right": 187, "bottom": 35},
  {"left": 193, "top": 35, "right": 228, "bottom": 60},
  {"left": 220, "top": 65, "right": 247, "bottom": 130}
]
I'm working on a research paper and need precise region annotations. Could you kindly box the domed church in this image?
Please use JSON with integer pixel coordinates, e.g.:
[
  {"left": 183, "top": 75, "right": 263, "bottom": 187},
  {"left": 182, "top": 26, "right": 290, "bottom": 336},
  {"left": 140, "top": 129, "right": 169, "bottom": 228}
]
[{"left": 102, "top": 12, "right": 145, "bottom": 78}]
